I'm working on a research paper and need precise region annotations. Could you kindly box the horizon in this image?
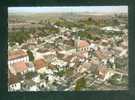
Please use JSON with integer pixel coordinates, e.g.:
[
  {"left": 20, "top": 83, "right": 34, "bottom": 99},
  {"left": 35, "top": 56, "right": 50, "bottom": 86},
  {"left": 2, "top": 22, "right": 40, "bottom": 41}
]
[{"left": 8, "top": 6, "right": 128, "bottom": 14}]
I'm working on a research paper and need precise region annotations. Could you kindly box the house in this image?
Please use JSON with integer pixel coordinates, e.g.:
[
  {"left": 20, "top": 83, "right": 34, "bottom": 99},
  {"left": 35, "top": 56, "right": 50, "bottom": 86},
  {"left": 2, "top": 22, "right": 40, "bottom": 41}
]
[
  {"left": 8, "top": 49, "right": 29, "bottom": 67},
  {"left": 96, "top": 66, "right": 114, "bottom": 81},
  {"left": 39, "top": 80, "right": 47, "bottom": 89},
  {"left": 78, "top": 51, "right": 88, "bottom": 63},
  {"left": 22, "top": 80, "right": 35, "bottom": 90},
  {"left": 44, "top": 69, "right": 54, "bottom": 75},
  {"left": 43, "top": 54, "right": 57, "bottom": 63},
  {"left": 63, "top": 54, "right": 81, "bottom": 63},
  {"left": 29, "top": 85, "right": 40, "bottom": 91},
  {"left": 51, "top": 59, "right": 68, "bottom": 68},
  {"left": 21, "top": 42, "right": 37, "bottom": 50},
  {"left": 46, "top": 75, "right": 56, "bottom": 84},
  {"left": 77, "top": 62, "right": 91, "bottom": 73},
  {"left": 101, "top": 26, "right": 121, "bottom": 32},
  {"left": 77, "top": 40, "right": 91, "bottom": 52},
  {"left": 32, "top": 75, "right": 40, "bottom": 83},
  {"left": 89, "top": 43, "right": 97, "bottom": 50},
  {"left": 74, "top": 36, "right": 97, "bottom": 52},
  {"left": 9, "top": 61, "right": 28, "bottom": 75},
  {"left": 69, "top": 62, "right": 75, "bottom": 68},
  {"left": 37, "top": 48, "right": 50, "bottom": 53},
  {"left": 41, "top": 49, "right": 56, "bottom": 56},
  {"left": 101, "top": 39, "right": 109, "bottom": 46},
  {"left": 8, "top": 72, "right": 21, "bottom": 91},
  {"left": 119, "top": 49, "right": 128, "bottom": 57},
  {"left": 120, "top": 41, "right": 128, "bottom": 49},
  {"left": 34, "top": 58, "right": 46, "bottom": 74},
  {"left": 95, "top": 49, "right": 108, "bottom": 60},
  {"left": 56, "top": 51, "right": 65, "bottom": 60}
]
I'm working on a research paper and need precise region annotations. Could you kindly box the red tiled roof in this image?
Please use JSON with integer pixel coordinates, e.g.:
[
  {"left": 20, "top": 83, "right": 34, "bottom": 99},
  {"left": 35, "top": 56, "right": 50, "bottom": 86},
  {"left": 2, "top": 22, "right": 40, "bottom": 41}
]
[
  {"left": 34, "top": 59, "right": 46, "bottom": 70},
  {"left": 8, "top": 50, "right": 28, "bottom": 60},
  {"left": 79, "top": 40, "right": 90, "bottom": 48},
  {"left": 12, "top": 61, "right": 28, "bottom": 73}
]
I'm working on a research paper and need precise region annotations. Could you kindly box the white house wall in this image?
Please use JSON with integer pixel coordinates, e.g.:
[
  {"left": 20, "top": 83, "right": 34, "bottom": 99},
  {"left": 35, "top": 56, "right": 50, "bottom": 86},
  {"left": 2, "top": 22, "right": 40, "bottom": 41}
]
[
  {"left": 8, "top": 56, "right": 29, "bottom": 67},
  {"left": 9, "top": 82, "right": 21, "bottom": 91}
]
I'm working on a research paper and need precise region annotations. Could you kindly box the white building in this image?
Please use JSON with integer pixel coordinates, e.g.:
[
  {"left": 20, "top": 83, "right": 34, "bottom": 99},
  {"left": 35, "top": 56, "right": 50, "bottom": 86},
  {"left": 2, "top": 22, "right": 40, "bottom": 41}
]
[
  {"left": 75, "top": 36, "right": 97, "bottom": 52},
  {"left": 9, "top": 82, "right": 21, "bottom": 91},
  {"left": 8, "top": 50, "right": 29, "bottom": 67},
  {"left": 8, "top": 72, "right": 21, "bottom": 91},
  {"left": 29, "top": 85, "right": 40, "bottom": 91},
  {"left": 32, "top": 75, "right": 40, "bottom": 83},
  {"left": 101, "top": 26, "right": 121, "bottom": 32}
]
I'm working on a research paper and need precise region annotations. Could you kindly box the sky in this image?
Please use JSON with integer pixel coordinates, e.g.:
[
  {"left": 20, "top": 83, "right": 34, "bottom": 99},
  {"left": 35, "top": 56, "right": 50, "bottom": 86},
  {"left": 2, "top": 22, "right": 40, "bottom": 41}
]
[{"left": 8, "top": 6, "right": 128, "bottom": 13}]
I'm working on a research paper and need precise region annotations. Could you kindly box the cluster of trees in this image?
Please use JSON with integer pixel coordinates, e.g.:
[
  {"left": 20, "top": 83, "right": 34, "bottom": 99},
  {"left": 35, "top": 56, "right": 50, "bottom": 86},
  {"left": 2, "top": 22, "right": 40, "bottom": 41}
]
[
  {"left": 115, "top": 56, "right": 128, "bottom": 69},
  {"left": 54, "top": 17, "right": 100, "bottom": 29},
  {"left": 9, "top": 15, "right": 126, "bottom": 47},
  {"left": 99, "top": 29, "right": 125, "bottom": 38},
  {"left": 55, "top": 70, "right": 65, "bottom": 77},
  {"left": 8, "top": 31, "right": 31, "bottom": 46},
  {"left": 54, "top": 18, "right": 78, "bottom": 29},
  {"left": 75, "top": 77, "right": 86, "bottom": 91},
  {"left": 25, "top": 72, "right": 37, "bottom": 80},
  {"left": 108, "top": 74, "right": 128, "bottom": 86},
  {"left": 55, "top": 67, "right": 74, "bottom": 77},
  {"left": 78, "top": 31, "right": 100, "bottom": 41}
]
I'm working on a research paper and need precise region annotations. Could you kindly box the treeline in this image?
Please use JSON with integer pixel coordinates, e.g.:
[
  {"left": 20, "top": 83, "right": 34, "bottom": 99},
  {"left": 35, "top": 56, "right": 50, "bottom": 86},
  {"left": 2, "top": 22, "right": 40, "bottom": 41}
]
[
  {"left": 78, "top": 31, "right": 100, "bottom": 41},
  {"left": 8, "top": 31, "right": 31, "bottom": 46},
  {"left": 54, "top": 16, "right": 123, "bottom": 30}
]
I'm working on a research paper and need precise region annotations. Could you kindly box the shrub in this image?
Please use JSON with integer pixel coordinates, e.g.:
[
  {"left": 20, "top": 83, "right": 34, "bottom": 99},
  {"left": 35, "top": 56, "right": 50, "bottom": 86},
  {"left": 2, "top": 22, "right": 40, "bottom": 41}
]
[
  {"left": 9, "top": 31, "right": 30, "bottom": 45},
  {"left": 56, "top": 70, "right": 65, "bottom": 77},
  {"left": 25, "top": 72, "right": 37, "bottom": 80},
  {"left": 108, "top": 74, "right": 128, "bottom": 86},
  {"left": 75, "top": 77, "right": 86, "bottom": 91}
]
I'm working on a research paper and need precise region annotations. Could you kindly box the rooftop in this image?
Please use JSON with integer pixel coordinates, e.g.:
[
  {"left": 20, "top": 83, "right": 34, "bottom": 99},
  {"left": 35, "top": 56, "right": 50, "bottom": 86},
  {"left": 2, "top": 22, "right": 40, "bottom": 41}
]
[
  {"left": 12, "top": 61, "right": 28, "bottom": 73},
  {"left": 79, "top": 40, "right": 90, "bottom": 48},
  {"left": 96, "top": 66, "right": 108, "bottom": 79},
  {"left": 34, "top": 58, "right": 46, "bottom": 70},
  {"left": 8, "top": 49, "right": 28, "bottom": 60}
]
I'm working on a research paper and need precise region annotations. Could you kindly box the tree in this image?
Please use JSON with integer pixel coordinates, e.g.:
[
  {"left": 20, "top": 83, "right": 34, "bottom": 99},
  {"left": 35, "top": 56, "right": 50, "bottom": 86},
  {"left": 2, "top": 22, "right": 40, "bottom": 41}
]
[
  {"left": 25, "top": 72, "right": 37, "bottom": 80},
  {"left": 75, "top": 77, "right": 86, "bottom": 91},
  {"left": 108, "top": 74, "right": 123, "bottom": 85},
  {"left": 16, "top": 72, "right": 23, "bottom": 81},
  {"left": 9, "top": 31, "right": 30, "bottom": 45},
  {"left": 27, "top": 49, "right": 34, "bottom": 61},
  {"left": 88, "top": 17, "right": 92, "bottom": 22},
  {"left": 112, "top": 19, "right": 120, "bottom": 26}
]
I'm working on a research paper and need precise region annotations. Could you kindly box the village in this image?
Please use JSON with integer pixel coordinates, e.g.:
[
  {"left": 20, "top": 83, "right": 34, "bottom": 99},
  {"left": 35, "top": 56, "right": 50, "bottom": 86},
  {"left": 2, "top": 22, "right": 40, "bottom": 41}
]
[{"left": 8, "top": 9, "right": 128, "bottom": 91}]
